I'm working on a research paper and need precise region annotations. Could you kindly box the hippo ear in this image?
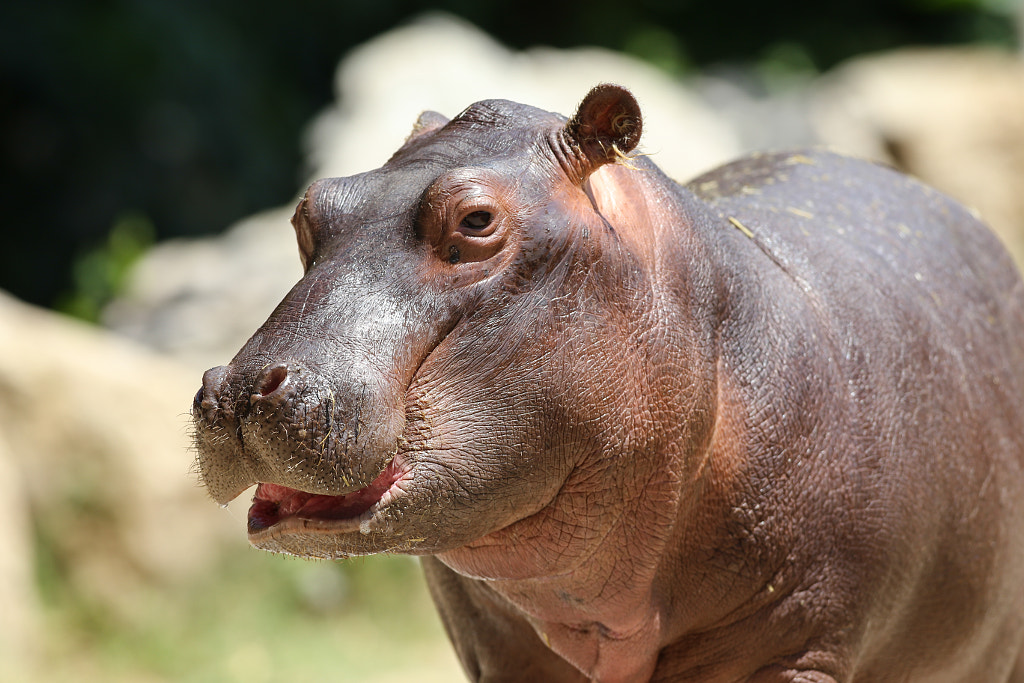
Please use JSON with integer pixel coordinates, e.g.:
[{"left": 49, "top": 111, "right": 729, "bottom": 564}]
[
  {"left": 406, "top": 110, "right": 450, "bottom": 142},
  {"left": 565, "top": 84, "right": 643, "bottom": 179}
]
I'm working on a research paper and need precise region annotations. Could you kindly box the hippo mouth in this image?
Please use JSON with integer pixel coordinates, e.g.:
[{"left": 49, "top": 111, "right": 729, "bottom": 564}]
[{"left": 247, "top": 456, "right": 405, "bottom": 536}]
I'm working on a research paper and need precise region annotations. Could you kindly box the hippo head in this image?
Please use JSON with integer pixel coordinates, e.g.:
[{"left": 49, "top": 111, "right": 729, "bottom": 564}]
[{"left": 192, "top": 85, "right": 696, "bottom": 565}]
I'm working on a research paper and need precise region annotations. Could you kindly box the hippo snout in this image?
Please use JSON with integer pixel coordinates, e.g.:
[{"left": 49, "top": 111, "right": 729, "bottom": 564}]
[{"left": 193, "top": 357, "right": 404, "bottom": 505}]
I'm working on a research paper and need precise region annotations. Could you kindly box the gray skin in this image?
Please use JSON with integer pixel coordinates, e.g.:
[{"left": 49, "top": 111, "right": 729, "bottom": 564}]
[{"left": 193, "top": 85, "right": 1024, "bottom": 682}]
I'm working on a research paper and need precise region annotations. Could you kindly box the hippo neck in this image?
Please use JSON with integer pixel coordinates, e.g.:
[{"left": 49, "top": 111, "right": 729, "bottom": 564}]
[{"left": 431, "top": 162, "right": 752, "bottom": 681}]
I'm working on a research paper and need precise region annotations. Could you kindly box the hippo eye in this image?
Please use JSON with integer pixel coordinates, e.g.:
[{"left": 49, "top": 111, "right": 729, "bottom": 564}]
[{"left": 459, "top": 211, "right": 492, "bottom": 231}]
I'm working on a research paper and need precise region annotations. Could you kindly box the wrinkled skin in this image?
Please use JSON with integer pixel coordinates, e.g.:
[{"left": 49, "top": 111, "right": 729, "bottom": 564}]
[{"left": 193, "top": 85, "right": 1024, "bottom": 682}]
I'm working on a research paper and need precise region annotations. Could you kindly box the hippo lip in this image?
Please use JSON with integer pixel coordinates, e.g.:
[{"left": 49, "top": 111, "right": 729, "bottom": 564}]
[{"left": 247, "top": 456, "right": 405, "bottom": 536}]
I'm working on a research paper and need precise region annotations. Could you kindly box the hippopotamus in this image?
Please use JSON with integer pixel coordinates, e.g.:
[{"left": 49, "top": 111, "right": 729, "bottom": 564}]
[{"left": 192, "top": 84, "right": 1024, "bottom": 682}]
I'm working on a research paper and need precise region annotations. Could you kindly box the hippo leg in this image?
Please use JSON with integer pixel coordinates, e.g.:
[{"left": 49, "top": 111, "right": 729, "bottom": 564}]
[{"left": 421, "top": 557, "right": 587, "bottom": 682}]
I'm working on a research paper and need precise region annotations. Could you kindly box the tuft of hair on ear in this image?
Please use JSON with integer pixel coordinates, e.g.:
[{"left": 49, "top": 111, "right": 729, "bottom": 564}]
[
  {"left": 565, "top": 84, "right": 643, "bottom": 177},
  {"left": 406, "top": 110, "right": 450, "bottom": 142}
]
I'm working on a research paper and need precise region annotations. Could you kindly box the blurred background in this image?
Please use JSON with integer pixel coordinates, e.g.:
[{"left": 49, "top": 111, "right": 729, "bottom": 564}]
[{"left": 2, "top": 1, "right": 1023, "bottom": 681}]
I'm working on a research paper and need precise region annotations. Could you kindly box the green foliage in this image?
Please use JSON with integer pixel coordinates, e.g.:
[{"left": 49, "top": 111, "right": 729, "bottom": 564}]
[
  {"left": 757, "top": 42, "right": 820, "bottom": 93},
  {"left": 622, "top": 25, "right": 691, "bottom": 76},
  {"left": 56, "top": 212, "right": 154, "bottom": 323}
]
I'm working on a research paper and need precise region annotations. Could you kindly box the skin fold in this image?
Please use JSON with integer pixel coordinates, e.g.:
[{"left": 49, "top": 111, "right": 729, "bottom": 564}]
[{"left": 193, "top": 85, "right": 1024, "bottom": 682}]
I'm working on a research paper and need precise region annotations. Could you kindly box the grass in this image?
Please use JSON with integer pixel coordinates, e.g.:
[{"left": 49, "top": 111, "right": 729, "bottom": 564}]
[{"left": 25, "top": 548, "right": 463, "bottom": 683}]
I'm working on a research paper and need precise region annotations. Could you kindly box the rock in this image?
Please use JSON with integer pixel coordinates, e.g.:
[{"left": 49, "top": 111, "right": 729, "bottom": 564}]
[
  {"left": 0, "top": 290, "right": 243, "bottom": 633},
  {"left": 812, "top": 48, "right": 1024, "bottom": 267},
  {"left": 104, "top": 207, "right": 300, "bottom": 373},
  {"left": 0, "top": 431, "right": 38, "bottom": 680}
]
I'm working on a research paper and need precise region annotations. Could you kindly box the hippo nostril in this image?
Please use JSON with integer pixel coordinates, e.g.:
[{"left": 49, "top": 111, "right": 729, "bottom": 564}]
[
  {"left": 198, "top": 365, "right": 231, "bottom": 413},
  {"left": 257, "top": 364, "right": 289, "bottom": 397}
]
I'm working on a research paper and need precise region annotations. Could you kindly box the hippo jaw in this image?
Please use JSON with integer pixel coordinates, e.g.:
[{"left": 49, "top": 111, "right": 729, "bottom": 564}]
[
  {"left": 193, "top": 355, "right": 437, "bottom": 556},
  {"left": 191, "top": 296, "right": 453, "bottom": 555},
  {"left": 192, "top": 355, "right": 408, "bottom": 501}
]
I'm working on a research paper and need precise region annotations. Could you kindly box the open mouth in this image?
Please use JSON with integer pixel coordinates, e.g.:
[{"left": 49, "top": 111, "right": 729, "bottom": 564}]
[{"left": 248, "top": 457, "right": 404, "bottom": 535}]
